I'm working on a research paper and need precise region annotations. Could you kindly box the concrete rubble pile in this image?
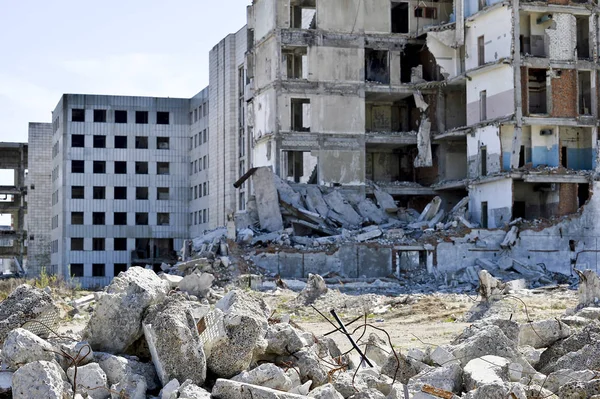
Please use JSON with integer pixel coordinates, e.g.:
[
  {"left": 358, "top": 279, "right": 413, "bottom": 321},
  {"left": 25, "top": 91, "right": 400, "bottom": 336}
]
[{"left": 2, "top": 267, "right": 600, "bottom": 398}]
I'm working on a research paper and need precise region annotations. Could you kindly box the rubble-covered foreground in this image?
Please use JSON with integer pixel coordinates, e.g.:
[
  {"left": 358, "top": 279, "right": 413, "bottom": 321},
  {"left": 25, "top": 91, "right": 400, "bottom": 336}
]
[{"left": 1, "top": 266, "right": 600, "bottom": 398}]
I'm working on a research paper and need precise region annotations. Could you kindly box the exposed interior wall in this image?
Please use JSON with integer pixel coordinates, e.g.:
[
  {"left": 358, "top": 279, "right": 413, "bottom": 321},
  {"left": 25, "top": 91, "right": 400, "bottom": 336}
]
[
  {"left": 366, "top": 152, "right": 401, "bottom": 182},
  {"left": 559, "top": 126, "right": 594, "bottom": 170},
  {"left": 254, "top": 36, "right": 279, "bottom": 89},
  {"left": 437, "top": 141, "right": 468, "bottom": 180},
  {"left": 465, "top": 6, "right": 512, "bottom": 70},
  {"left": 426, "top": 32, "right": 461, "bottom": 79},
  {"left": 514, "top": 180, "right": 560, "bottom": 219},
  {"left": 308, "top": 47, "right": 363, "bottom": 82},
  {"left": 469, "top": 177, "right": 513, "bottom": 228},
  {"left": 466, "top": 66, "right": 514, "bottom": 125},
  {"left": 444, "top": 89, "right": 467, "bottom": 129},
  {"left": 546, "top": 14, "right": 577, "bottom": 61},
  {"left": 551, "top": 69, "right": 577, "bottom": 118},
  {"left": 253, "top": 0, "right": 276, "bottom": 42},
  {"left": 500, "top": 124, "right": 531, "bottom": 170},
  {"left": 466, "top": 125, "right": 501, "bottom": 178},
  {"left": 530, "top": 125, "right": 558, "bottom": 167},
  {"left": 318, "top": 150, "right": 364, "bottom": 185}
]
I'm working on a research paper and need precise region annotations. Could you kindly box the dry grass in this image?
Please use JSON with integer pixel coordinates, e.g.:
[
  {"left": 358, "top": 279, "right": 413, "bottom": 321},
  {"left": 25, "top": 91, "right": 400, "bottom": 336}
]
[{"left": 0, "top": 268, "right": 80, "bottom": 302}]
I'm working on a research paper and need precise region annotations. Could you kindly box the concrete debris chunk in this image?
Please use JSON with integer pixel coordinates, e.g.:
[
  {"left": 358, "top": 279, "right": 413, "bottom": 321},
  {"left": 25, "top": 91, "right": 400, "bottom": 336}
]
[
  {"left": 83, "top": 267, "right": 169, "bottom": 353},
  {"left": 544, "top": 369, "right": 598, "bottom": 394},
  {"left": 212, "top": 378, "right": 308, "bottom": 399},
  {"left": 95, "top": 352, "right": 160, "bottom": 391},
  {"left": 559, "top": 379, "right": 600, "bottom": 399},
  {"left": 519, "top": 319, "right": 571, "bottom": 349},
  {"left": 414, "top": 117, "right": 432, "bottom": 168},
  {"left": 178, "top": 271, "right": 215, "bottom": 298},
  {"left": 547, "top": 341, "right": 600, "bottom": 373},
  {"left": 110, "top": 373, "right": 146, "bottom": 399},
  {"left": 143, "top": 298, "right": 207, "bottom": 387},
  {"left": 347, "top": 388, "right": 386, "bottom": 399},
  {"left": 355, "top": 228, "right": 383, "bottom": 242},
  {"left": 1, "top": 328, "right": 56, "bottom": 370},
  {"left": 54, "top": 340, "right": 95, "bottom": 370},
  {"left": 0, "top": 371, "right": 12, "bottom": 397},
  {"left": 160, "top": 379, "right": 180, "bottom": 399},
  {"left": 373, "top": 189, "right": 398, "bottom": 213},
  {"left": 381, "top": 351, "right": 431, "bottom": 384},
  {"left": 418, "top": 197, "right": 442, "bottom": 222},
  {"left": 462, "top": 382, "right": 528, "bottom": 399},
  {"left": 67, "top": 362, "right": 109, "bottom": 399},
  {"left": 0, "top": 284, "right": 59, "bottom": 344},
  {"left": 265, "top": 323, "right": 307, "bottom": 356},
  {"left": 296, "top": 273, "right": 328, "bottom": 305},
  {"left": 176, "top": 379, "right": 211, "bottom": 399},
  {"left": 323, "top": 190, "right": 363, "bottom": 228},
  {"left": 304, "top": 186, "right": 331, "bottom": 218},
  {"left": 577, "top": 269, "right": 600, "bottom": 307},
  {"left": 500, "top": 226, "right": 519, "bottom": 249},
  {"left": 280, "top": 347, "right": 330, "bottom": 387},
  {"left": 463, "top": 355, "right": 512, "bottom": 391},
  {"left": 537, "top": 323, "right": 600, "bottom": 374},
  {"left": 308, "top": 383, "right": 344, "bottom": 399},
  {"left": 253, "top": 167, "right": 284, "bottom": 232},
  {"left": 364, "top": 333, "right": 392, "bottom": 368},
  {"left": 449, "top": 325, "right": 524, "bottom": 368},
  {"left": 161, "top": 274, "right": 183, "bottom": 289},
  {"left": 478, "top": 270, "right": 507, "bottom": 301},
  {"left": 12, "top": 360, "right": 68, "bottom": 399},
  {"left": 408, "top": 362, "right": 462, "bottom": 394},
  {"left": 231, "top": 363, "right": 293, "bottom": 392},
  {"left": 357, "top": 199, "right": 389, "bottom": 225}
]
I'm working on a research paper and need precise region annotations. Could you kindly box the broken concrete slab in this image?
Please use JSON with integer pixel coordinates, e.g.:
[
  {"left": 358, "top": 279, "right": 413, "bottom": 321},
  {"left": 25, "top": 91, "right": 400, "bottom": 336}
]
[
  {"left": 160, "top": 274, "right": 183, "bottom": 289},
  {"left": 364, "top": 333, "right": 392, "bottom": 368},
  {"left": 175, "top": 379, "right": 211, "bottom": 399},
  {"left": 373, "top": 189, "right": 398, "bottom": 213},
  {"left": 12, "top": 360, "right": 69, "bottom": 399},
  {"left": 323, "top": 190, "right": 363, "bottom": 228},
  {"left": 357, "top": 199, "right": 389, "bottom": 225},
  {"left": 463, "top": 355, "right": 513, "bottom": 391},
  {"left": 544, "top": 369, "right": 597, "bottom": 394},
  {"left": 83, "top": 267, "right": 169, "bottom": 353},
  {"left": 1, "top": 328, "right": 56, "bottom": 370},
  {"left": 538, "top": 323, "right": 600, "bottom": 374},
  {"left": 253, "top": 167, "right": 284, "bottom": 232},
  {"left": 428, "top": 210, "right": 446, "bottom": 228},
  {"left": 94, "top": 352, "right": 160, "bottom": 392},
  {"left": 212, "top": 379, "right": 308, "bottom": 399},
  {"left": 231, "top": 363, "right": 293, "bottom": 392},
  {"left": 355, "top": 229, "right": 383, "bottom": 242},
  {"left": 381, "top": 351, "right": 431, "bottom": 385},
  {"left": 418, "top": 197, "right": 442, "bottom": 222},
  {"left": 110, "top": 373, "right": 146, "bottom": 399},
  {"left": 577, "top": 269, "right": 600, "bottom": 307},
  {"left": 265, "top": 323, "right": 307, "bottom": 356},
  {"left": 414, "top": 117, "right": 432, "bottom": 168},
  {"left": 500, "top": 226, "right": 519, "bottom": 249},
  {"left": 519, "top": 319, "right": 571, "bottom": 349},
  {"left": 304, "top": 186, "right": 330, "bottom": 219},
  {"left": 296, "top": 273, "right": 328, "bottom": 305},
  {"left": 67, "top": 362, "right": 109, "bottom": 399},
  {"left": 308, "top": 383, "right": 344, "bottom": 399},
  {"left": 478, "top": 270, "right": 507, "bottom": 301},
  {"left": 178, "top": 271, "right": 215, "bottom": 298}
]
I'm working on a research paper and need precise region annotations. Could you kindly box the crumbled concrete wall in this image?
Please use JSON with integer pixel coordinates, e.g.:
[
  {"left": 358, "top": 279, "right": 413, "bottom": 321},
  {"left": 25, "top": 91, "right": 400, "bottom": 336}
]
[
  {"left": 546, "top": 14, "right": 577, "bottom": 61},
  {"left": 551, "top": 69, "right": 577, "bottom": 118}
]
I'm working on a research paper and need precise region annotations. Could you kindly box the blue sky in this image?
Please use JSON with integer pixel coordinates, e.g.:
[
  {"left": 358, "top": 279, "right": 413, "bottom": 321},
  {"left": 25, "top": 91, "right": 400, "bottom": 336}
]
[{"left": 0, "top": 0, "right": 249, "bottom": 225}]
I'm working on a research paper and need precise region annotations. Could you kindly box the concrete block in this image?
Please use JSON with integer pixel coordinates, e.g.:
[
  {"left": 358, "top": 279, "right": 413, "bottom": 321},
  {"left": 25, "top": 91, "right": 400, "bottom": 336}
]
[
  {"left": 212, "top": 378, "right": 307, "bottom": 399},
  {"left": 358, "top": 246, "right": 392, "bottom": 278},
  {"left": 336, "top": 245, "right": 358, "bottom": 278},
  {"left": 303, "top": 252, "right": 328, "bottom": 276},
  {"left": 278, "top": 252, "right": 303, "bottom": 278}
]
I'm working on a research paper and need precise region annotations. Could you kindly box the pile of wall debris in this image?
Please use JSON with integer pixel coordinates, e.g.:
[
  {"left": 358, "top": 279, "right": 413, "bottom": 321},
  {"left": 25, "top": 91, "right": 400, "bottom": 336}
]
[{"left": 1, "top": 266, "right": 600, "bottom": 398}]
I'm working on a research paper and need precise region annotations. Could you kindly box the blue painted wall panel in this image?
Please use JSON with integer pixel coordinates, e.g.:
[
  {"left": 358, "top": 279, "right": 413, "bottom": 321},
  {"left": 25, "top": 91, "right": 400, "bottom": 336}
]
[{"left": 532, "top": 145, "right": 559, "bottom": 167}]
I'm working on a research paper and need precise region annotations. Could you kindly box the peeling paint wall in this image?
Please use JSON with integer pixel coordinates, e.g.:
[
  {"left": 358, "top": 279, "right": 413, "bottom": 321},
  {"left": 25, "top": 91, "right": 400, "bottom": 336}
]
[
  {"left": 319, "top": 150, "right": 365, "bottom": 185},
  {"left": 253, "top": 0, "right": 276, "bottom": 42},
  {"left": 466, "top": 66, "right": 514, "bottom": 125},
  {"left": 469, "top": 178, "right": 513, "bottom": 228},
  {"left": 438, "top": 141, "right": 468, "bottom": 180},
  {"left": 500, "top": 124, "right": 532, "bottom": 170},
  {"left": 560, "top": 127, "right": 594, "bottom": 170},
  {"left": 467, "top": 125, "right": 502, "bottom": 178},
  {"left": 465, "top": 6, "right": 512, "bottom": 70},
  {"left": 427, "top": 33, "right": 461, "bottom": 79},
  {"left": 531, "top": 125, "right": 559, "bottom": 167},
  {"left": 308, "top": 47, "right": 363, "bottom": 82}
]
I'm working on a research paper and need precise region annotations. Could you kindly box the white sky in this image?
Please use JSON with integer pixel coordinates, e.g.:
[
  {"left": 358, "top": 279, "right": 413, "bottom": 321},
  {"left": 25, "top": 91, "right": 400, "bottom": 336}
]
[{"left": 0, "top": 0, "right": 249, "bottom": 225}]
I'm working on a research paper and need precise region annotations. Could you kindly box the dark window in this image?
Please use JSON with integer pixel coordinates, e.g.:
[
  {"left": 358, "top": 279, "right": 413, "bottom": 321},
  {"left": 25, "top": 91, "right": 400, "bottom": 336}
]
[
  {"left": 114, "top": 212, "right": 127, "bottom": 225},
  {"left": 114, "top": 238, "right": 127, "bottom": 251},
  {"left": 481, "top": 202, "right": 488, "bottom": 228},
  {"left": 72, "top": 109, "right": 85, "bottom": 122},
  {"left": 92, "top": 212, "right": 105, "bottom": 225},
  {"left": 114, "top": 186, "right": 127, "bottom": 199},
  {"left": 93, "top": 186, "right": 106, "bottom": 199},
  {"left": 114, "top": 136, "right": 127, "bottom": 148},
  {"left": 71, "top": 212, "right": 84, "bottom": 225},
  {"left": 157, "top": 187, "right": 169, "bottom": 200},
  {"left": 92, "top": 264, "right": 105, "bottom": 277},
  {"left": 136, "top": 187, "right": 149, "bottom": 200},
  {"left": 135, "top": 162, "right": 148, "bottom": 174},
  {"left": 115, "top": 161, "right": 127, "bottom": 174},
  {"left": 136, "top": 111, "right": 149, "bottom": 124},
  {"left": 478, "top": 36, "right": 485, "bottom": 66},
  {"left": 93, "top": 109, "right": 107, "bottom": 123},
  {"left": 72, "top": 135, "right": 85, "bottom": 147},
  {"left": 135, "top": 212, "right": 149, "bottom": 225},
  {"left": 93, "top": 161, "right": 106, "bottom": 174},
  {"left": 135, "top": 136, "right": 148, "bottom": 149},
  {"left": 114, "top": 264, "right": 128, "bottom": 276},
  {"left": 72, "top": 160, "right": 85, "bottom": 173},
  {"left": 92, "top": 238, "right": 105, "bottom": 251},
  {"left": 391, "top": 3, "right": 409, "bottom": 33},
  {"left": 115, "top": 110, "right": 127, "bottom": 123},
  {"left": 157, "top": 111, "right": 170, "bottom": 125},
  {"left": 291, "top": 99, "right": 311, "bottom": 131},
  {"left": 157, "top": 137, "right": 170, "bottom": 149},
  {"left": 414, "top": 6, "right": 437, "bottom": 18},
  {"left": 71, "top": 186, "right": 85, "bottom": 199},
  {"left": 93, "top": 135, "right": 106, "bottom": 148},
  {"left": 157, "top": 162, "right": 170, "bottom": 175},
  {"left": 157, "top": 213, "right": 170, "bottom": 226},
  {"left": 71, "top": 264, "right": 84, "bottom": 277},
  {"left": 71, "top": 238, "right": 84, "bottom": 251}
]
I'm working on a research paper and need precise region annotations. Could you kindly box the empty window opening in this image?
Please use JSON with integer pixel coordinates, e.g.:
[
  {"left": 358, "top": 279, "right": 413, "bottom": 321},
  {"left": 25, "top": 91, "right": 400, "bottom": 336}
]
[
  {"left": 135, "top": 213, "right": 148, "bottom": 225},
  {"left": 115, "top": 110, "right": 127, "bottom": 123},
  {"left": 92, "top": 264, "right": 105, "bottom": 277},
  {"left": 135, "top": 111, "right": 149, "bottom": 124},
  {"left": 71, "top": 238, "right": 84, "bottom": 251},
  {"left": 93, "top": 135, "right": 106, "bottom": 148},
  {"left": 114, "top": 238, "right": 127, "bottom": 251},
  {"left": 481, "top": 146, "right": 488, "bottom": 176},
  {"left": 519, "top": 145, "right": 526, "bottom": 168},
  {"left": 156, "top": 111, "right": 170, "bottom": 125},
  {"left": 72, "top": 109, "right": 85, "bottom": 122},
  {"left": 291, "top": 99, "right": 311, "bottom": 132},
  {"left": 481, "top": 201, "right": 489, "bottom": 228},
  {"left": 72, "top": 135, "right": 85, "bottom": 148},
  {"left": 157, "top": 137, "right": 170, "bottom": 149},
  {"left": 479, "top": 91, "right": 487, "bottom": 121},
  {"left": 513, "top": 201, "right": 526, "bottom": 220},
  {"left": 578, "top": 71, "right": 592, "bottom": 115},
  {"left": 561, "top": 146, "right": 568, "bottom": 168},
  {"left": 135, "top": 162, "right": 148, "bottom": 174},
  {"left": 92, "top": 212, "right": 105, "bottom": 225},
  {"left": 72, "top": 160, "right": 85, "bottom": 173},
  {"left": 576, "top": 16, "right": 590, "bottom": 59},
  {"left": 71, "top": 186, "right": 84, "bottom": 199},
  {"left": 93, "top": 161, "right": 106, "bottom": 174},
  {"left": 71, "top": 212, "right": 84, "bottom": 225},
  {"left": 414, "top": 6, "right": 437, "bottom": 19},
  {"left": 401, "top": 44, "right": 441, "bottom": 83},
  {"left": 114, "top": 136, "right": 127, "bottom": 148},
  {"left": 114, "top": 186, "right": 127, "bottom": 200},
  {"left": 283, "top": 47, "right": 308, "bottom": 79},
  {"left": 578, "top": 183, "right": 590, "bottom": 207},
  {"left": 70, "top": 264, "right": 84, "bottom": 277},
  {"left": 114, "top": 212, "right": 127, "bottom": 225},
  {"left": 92, "top": 238, "right": 105, "bottom": 251},
  {"left": 365, "top": 49, "right": 390, "bottom": 84},
  {"left": 135, "top": 136, "right": 148, "bottom": 149},
  {"left": 157, "top": 213, "right": 170, "bottom": 226},
  {"left": 157, "top": 187, "right": 169, "bottom": 200},
  {"left": 478, "top": 36, "right": 485, "bottom": 66},
  {"left": 93, "top": 186, "right": 106, "bottom": 200},
  {"left": 114, "top": 264, "right": 128, "bottom": 276},
  {"left": 157, "top": 162, "right": 170, "bottom": 175},
  {"left": 136, "top": 187, "right": 149, "bottom": 200},
  {"left": 291, "top": 1, "right": 316, "bottom": 29},
  {"left": 284, "top": 151, "right": 318, "bottom": 184},
  {"left": 569, "top": 239, "right": 577, "bottom": 252},
  {"left": 391, "top": 3, "right": 409, "bottom": 33},
  {"left": 115, "top": 161, "right": 127, "bottom": 174},
  {"left": 528, "top": 69, "right": 547, "bottom": 114},
  {"left": 93, "top": 109, "right": 107, "bottom": 123}
]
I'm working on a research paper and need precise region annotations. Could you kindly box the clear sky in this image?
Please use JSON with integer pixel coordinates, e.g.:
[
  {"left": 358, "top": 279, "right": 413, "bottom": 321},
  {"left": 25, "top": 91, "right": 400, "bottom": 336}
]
[{"left": 0, "top": 0, "right": 249, "bottom": 225}]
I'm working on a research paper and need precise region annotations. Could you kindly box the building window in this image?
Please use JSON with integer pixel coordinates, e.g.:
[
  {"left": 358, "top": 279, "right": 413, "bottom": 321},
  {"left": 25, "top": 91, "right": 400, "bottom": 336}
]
[
  {"left": 203, "top": 129, "right": 207, "bottom": 143},
  {"left": 157, "top": 111, "right": 170, "bottom": 125},
  {"left": 72, "top": 160, "right": 85, "bottom": 173},
  {"left": 478, "top": 36, "right": 485, "bottom": 66},
  {"left": 365, "top": 49, "right": 390, "bottom": 84},
  {"left": 71, "top": 186, "right": 85, "bottom": 199},
  {"left": 93, "top": 109, "right": 107, "bottom": 123},
  {"left": 92, "top": 264, "right": 106, "bottom": 277},
  {"left": 203, "top": 182, "right": 207, "bottom": 196},
  {"left": 414, "top": 6, "right": 437, "bottom": 18},
  {"left": 93, "top": 135, "right": 106, "bottom": 148},
  {"left": 114, "top": 264, "right": 128, "bottom": 276},
  {"left": 71, "top": 264, "right": 84, "bottom": 277},
  {"left": 194, "top": 185, "right": 198, "bottom": 199},
  {"left": 203, "top": 209, "right": 207, "bottom": 223},
  {"left": 72, "top": 135, "right": 85, "bottom": 148},
  {"left": 157, "top": 187, "right": 169, "bottom": 200},
  {"left": 283, "top": 47, "right": 308, "bottom": 79},
  {"left": 157, "top": 213, "right": 170, "bottom": 226},
  {"left": 114, "top": 238, "right": 127, "bottom": 251},
  {"left": 135, "top": 136, "right": 148, "bottom": 149},
  {"left": 291, "top": 99, "right": 311, "bottom": 131},
  {"left": 136, "top": 187, "right": 149, "bottom": 200},
  {"left": 114, "top": 136, "right": 127, "bottom": 148},
  {"left": 93, "top": 186, "right": 106, "bottom": 200},
  {"left": 157, "top": 162, "right": 170, "bottom": 175},
  {"left": 92, "top": 212, "right": 105, "bottom": 225},
  {"left": 92, "top": 238, "right": 105, "bottom": 251},
  {"left": 135, "top": 213, "right": 149, "bottom": 225},
  {"left": 391, "top": 3, "right": 409, "bottom": 33},
  {"left": 135, "top": 162, "right": 148, "bottom": 174},
  {"left": 72, "top": 109, "right": 85, "bottom": 122},
  {"left": 135, "top": 111, "right": 149, "bottom": 124},
  {"left": 71, "top": 238, "right": 84, "bottom": 251},
  {"left": 203, "top": 156, "right": 207, "bottom": 170},
  {"left": 195, "top": 160, "right": 199, "bottom": 173},
  {"left": 190, "top": 137, "right": 194, "bottom": 149},
  {"left": 114, "top": 212, "right": 127, "bottom": 225},
  {"left": 157, "top": 137, "right": 170, "bottom": 149},
  {"left": 114, "top": 186, "right": 127, "bottom": 200},
  {"left": 239, "top": 191, "right": 246, "bottom": 211},
  {"left": 71, "top": 212, "right": 84, "bottom": 225},
  {"left": 115, "top": 110, "right": 127, "bottom": 123},
  {"left": 198, "top": 184, "right": 202, "bottom": 198},
  {"left": 115, "top": 161, "right": 127, "bottom": 174},
  {"left": 291, "top": 4, "right": 316, "bottom": 29},
  {"left": 93, "top": 161, "right": 106, "bottom": 174},
  {"left": 479, "top": 91, "right": 487, "bottom": 121}
]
